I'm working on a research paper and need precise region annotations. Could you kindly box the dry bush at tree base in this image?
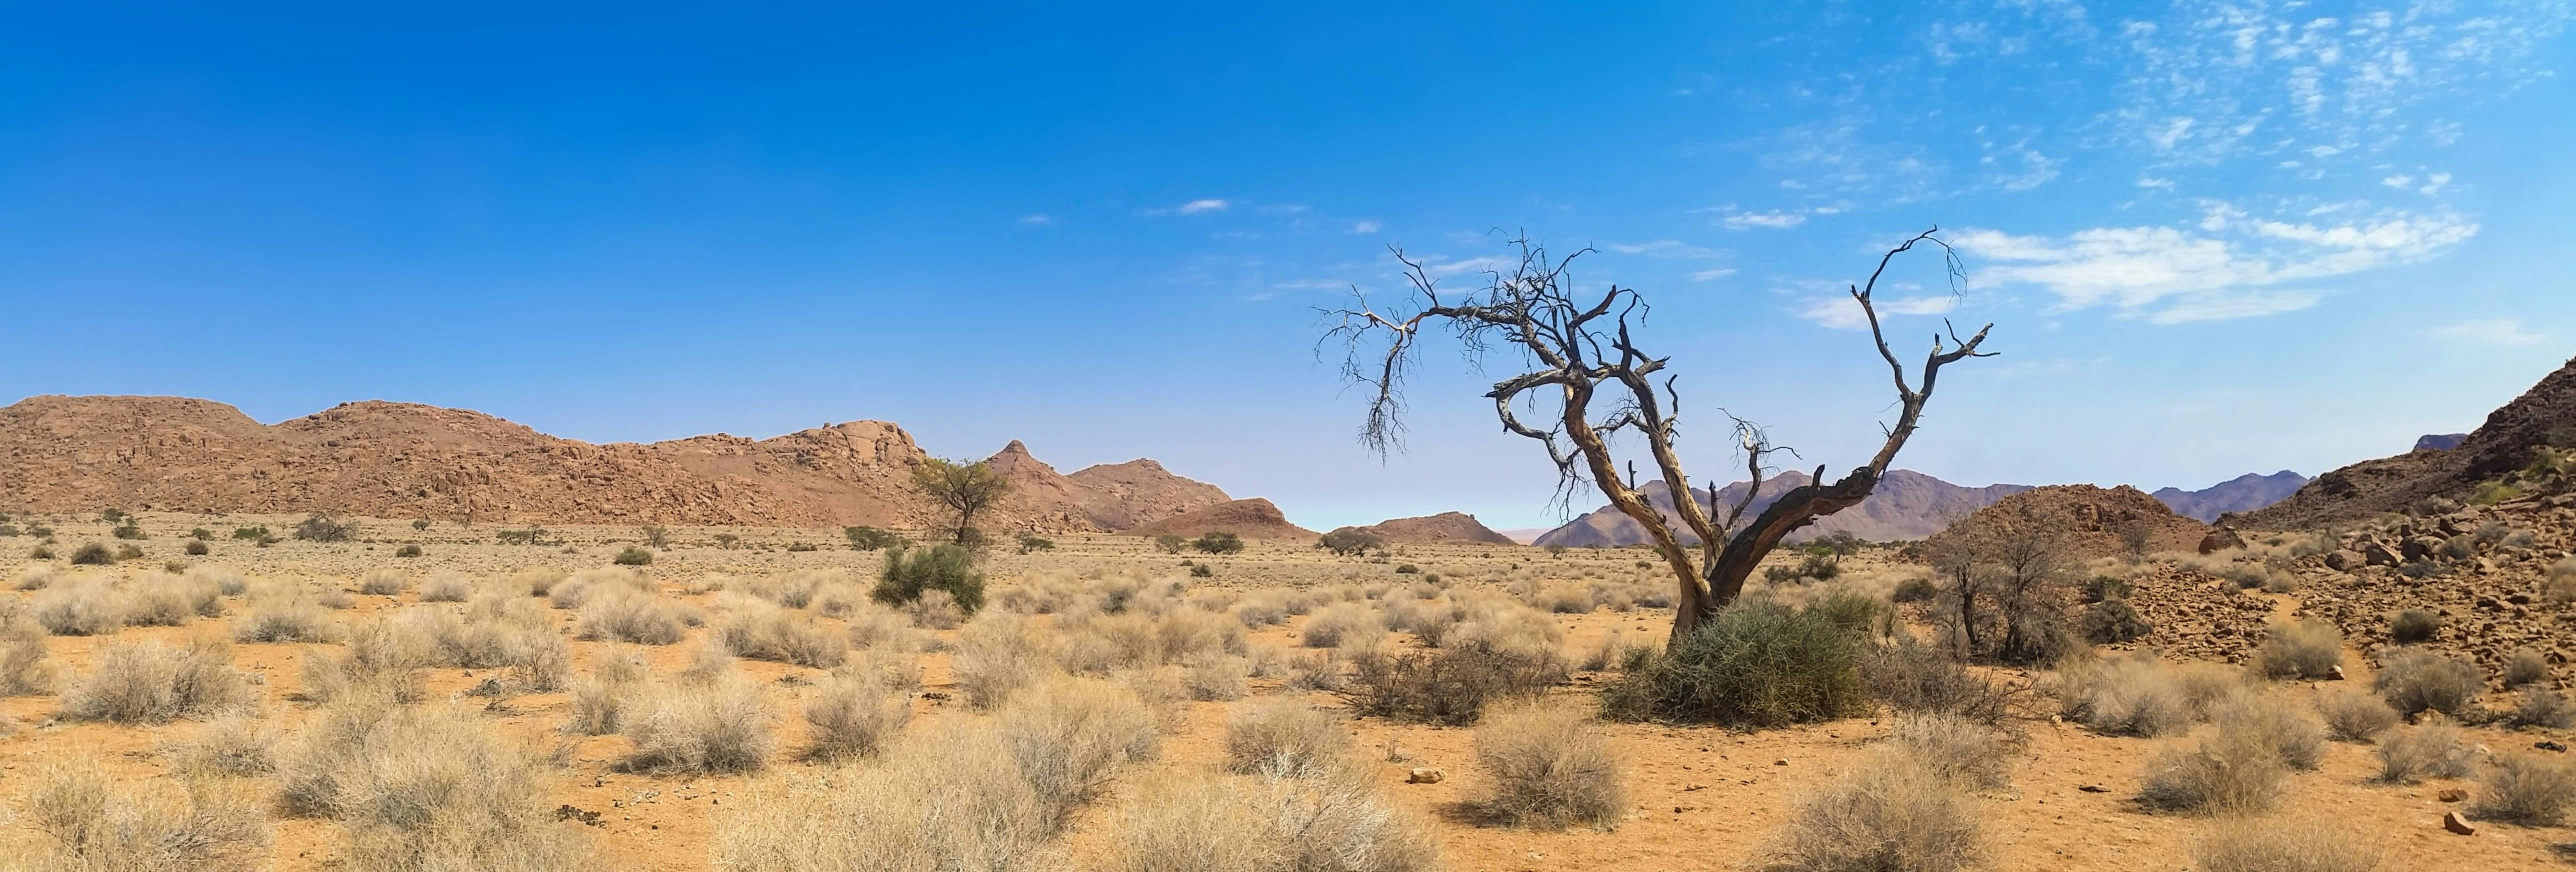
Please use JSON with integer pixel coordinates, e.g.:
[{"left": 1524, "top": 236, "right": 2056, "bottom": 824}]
[{"left": 1470, "top": 701, "right": 1626, "bottom": 830}]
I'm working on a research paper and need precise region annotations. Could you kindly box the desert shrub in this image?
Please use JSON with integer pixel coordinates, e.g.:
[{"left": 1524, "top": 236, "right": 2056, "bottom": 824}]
[
  {"left": 32, "top": 576, "right": 123, "bottom": 635},
  {"left": 564, "top": 650, "right": 647, "bottom": 736},
  {"left": 1000, "top": 674, "right": 1160, "bottom": 828},
  {"left": 2390, "top": 608, "right": 2440, "bottom": 644},
  {"left": 1603, "top": 596, "right": 1870, "bottom": 728},
  {"left": 1762, "top": 750, "right": 1980, "bottom": 872},
  {"left": 122, "top": 572, "right": 222, "bottom": 626},
  {"left": 713, "top": 723, "right": 1059, "bottom": 870},
  {"left": 408, "top": 570, "right": 468, "bottom": 602},
  {"left": 1154, "top": 532, "right": 1188, "bottom": 554},
  {"left": 2506, "top": 686, "right": 2576, "bottom": 729},
  {"left": 282, "top": 702, "right": 588, "bottom": 870},
  {"left": 2506, "top": 646, "right": 2550, "bottom": 686},
  {"left": 1188, "top": 562, "right": 1214, "bottom": 578},
  {"left": 12, "top": 563, "right": 58, "bottom": 590},
  {"left": 2374, "top": 648, "right": 2483, "bottom": 715},
  {"left": 1317, "top": 528, "right": 1382, "bottom": 556},
  {"left": 1472, "top": 700, "right": 1624, "bottom": 830},
  {"left": 908, "top": 588, "right": 966, "bottom": 628},
  {"left": 166, "top": 715, "right": 280, "bottom": 777},
  {"left": 184, "top": 539, "right": 210, "bottom": 556},
  {"left": 1193, "top": 532, "right": 1244, "bottom": 554},
  {"left": 1886, "top": 712, "right": 2014, "bottom": 789},
  {"left": 1533, "top": 582, "right": 1594, "bottom": 614},
  {"left": 844, "top": 525, "right": 902, "bottom": 550},
  {"left": 1344, "top": 631, "right": 1566, "bottom": 726},
  {"left": 2253, "top": 620, "right": 2342, "bottom": 680},
  {"left": 59, "top": 638, "right": 252, "bottom": 724},
  {"left": 2078, "top": 598, "right": 2151, "bottom": 644},
  {"left": 2212, "top": 692, "right": 2325, "bottom": 770},
  {"left": 801, "top": 674, "right": 912, "bottom": 762},
  {"left": 2376, "top": 722, "right": 2474, "bottom": 783},
  {"left": 621, "top": 678, "right": 776, "bottom": 774},
  {"left": 17, "top": 759, "right": 269, "bottom": 871},
  {"left": 70, "top": 542, "right": 113, "bottom": 565},
  {"left": 2474, "top": 752, "right": 2576, "bottom": 825},
  {"left": 1300, "top": 602, "right": 1385, "bottom": 650},
  {"left": 232, "top": 587, "right": 337, "bottom": 644},
  {"left": 870, "top": 544, "right": 985, "bottom": 614},
  {"left": 0, "top": 617, "right": 55, "bottom": 696},
  {"left": 512, "top": 566, "right": 568, "bottom": 596},
  {"left": 356, "top": 569, "right": 409, "bottom": 596},
  {"left": 614, "top": 546, "right": 654, "bottom": 566},
  {"left": 714, "top": 594, "right": 847, "bottom": 667},
  {"left": 2192, "top": 820, "right": 2382, "bottom": 872},
  {"left": 1863, "top": 635, "right": 2022, "bottom": 726},
  {"left": 1225, "top": 698, "right": 1350, "bottom": 774},
  {"left": 953, "top": 614, "right": 1054, "bottom": 709},
  {"left": 1234, "top": 592, "right": 1290, "bottom": 627},
  {"left": 1184, "top": 656, "right": 1250, "bottom": 701},
  {"left": 292, "top": 512, "right": 356, "bottom": 542},
  {"left": 300, "top": 616, "right": 433, "bottom": 704},
  {"left": 2316, "top": 688, "right": 2400, "bottom": 742},
  {"left": 230, "top": 526, "right": 269, "bottom": 541},
  {"left": 186, "top": 566, "right": 247, "bottom": 596},
  {"left": 576, "top": 584, "right": 687, "bottom": 645},
  {"left": 2137, "top": 727, "right": 2288, "bottom": 814},
  {"left": 1892, "top": 576, "right": 1940, "bottom": 604},
  {"left": 2048, "top": 654, "right": 2190, "bottom": 737}
]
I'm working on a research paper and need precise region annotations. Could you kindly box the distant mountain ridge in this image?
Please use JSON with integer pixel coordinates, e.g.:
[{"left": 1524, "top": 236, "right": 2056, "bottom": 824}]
[
  {"left": 2150, "top": 471, "right": 2310, "bottom": 522},
  {"left": 1532, "top": 469, "right": 2035, "bottom": 548},
  {"left": 1332, "top": 512, "right": 1518, "bottom": 546},
  {"left": 0, "top": 395, "right": 1232, "bottom": 530},
  {"left": 2244, "top": 356, "right": 2576, "bottom": 529}
]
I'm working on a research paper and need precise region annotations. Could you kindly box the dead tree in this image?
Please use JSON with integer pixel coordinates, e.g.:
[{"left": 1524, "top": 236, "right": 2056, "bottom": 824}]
[{"left": 1323, "top": 228, "right": 1994, "bottom": 642}]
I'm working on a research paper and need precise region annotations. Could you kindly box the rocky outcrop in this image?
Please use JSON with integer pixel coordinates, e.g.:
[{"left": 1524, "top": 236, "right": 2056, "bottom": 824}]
[
  {"left": 2416, "top": 433, "right": 2470, "bottom": 452},
  {"left": 1064, "top": 458, "right": 1234, "bottom": 530},
  {"left": 0, "top": 395, "right": 1231, "bottom": 530},
  {"left": 1127, "top": 498, "right": 1318, "bottom": 540},
  {"left": 2244, "top": 356, "right": 2576, "bottom": 530},
  {"left": 1532, "top": 470, "right": 2032, "bottom": 548},
  {"left": 1332, "top": 512, "right": 1518, "bottom": 546},
  {"left": 1920, "top": 484, "right": 2212, "bottom": 561}
]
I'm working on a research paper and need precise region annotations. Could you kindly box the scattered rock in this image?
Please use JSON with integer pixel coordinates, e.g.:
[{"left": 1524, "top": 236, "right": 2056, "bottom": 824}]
[
  {"left": 2438, "top": 788, "right": 2468, "bottom": 802},
  {"left": 2539, "top": 740, "right": 2568, "bottom": 752},
  {"left": 2199, "top": 528, "right": 2248, "bottom": 554},
  {"left": 554, "top": 804, "right": 602, "bottom": 826},
  {"left": 2324, "top": 550, "right": 2366, "bottom": 572},
  {"left": 2444, "top": 810, "right": 2477, "bottom": 836},
  {"left": 2078, "top": 784, "right": 2109, "bottom": 793},
  {"left": 1406, "top": 768, "right": 1444, "bottom": 784}
]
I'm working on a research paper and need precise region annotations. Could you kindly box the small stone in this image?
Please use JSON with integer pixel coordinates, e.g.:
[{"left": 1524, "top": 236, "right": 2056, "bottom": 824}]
[
  {"left": 2325, "top": 664, "right": 2346, "bottom": 680},
  {"left": 2438, "top": 789, "right": 2467, "bottom": 802},
  {"left": 1406, "top": 768, "right": 1444, "bottom": 784},
  {"left": 2444, "top": 810, "right": 2476, "bottom": 835}
]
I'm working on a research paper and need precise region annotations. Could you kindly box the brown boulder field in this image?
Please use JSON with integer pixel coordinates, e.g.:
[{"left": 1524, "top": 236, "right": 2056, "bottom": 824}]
[
  {"left": 1126, "top": 498, "right": 1318, "bottom": 540},
  {"left": 1921, "top": 484, "right": 2210, "bottom": 560}
]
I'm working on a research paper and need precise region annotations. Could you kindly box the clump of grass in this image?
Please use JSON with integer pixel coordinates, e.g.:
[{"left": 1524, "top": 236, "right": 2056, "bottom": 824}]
[
  {"left": 0, "top": 616, "right": 56, "bottom": 696},
  {"left": 713, "top": 594, "right": 846, "bottom": 666},
  {"left": 1761, "top": 749, "right": 1982, "bottom": 872},
  {"left": 1300, "top": 602, "right": 1384, "bottom": 650},
  {"left": 564, "top": 648, "right": 648, "bottom": 736},
  {"left": 2252, "top": 620, "right": 2342, "bottom": 680},
  {"left": 1471, "top": 700, "right": 1625, "bottom": 830},
  {"left": 2506, "top": 646, "right": 2550, "bottom": 687},
  {"left": 2316, "top": 688, "right": 2400, "bottom": 743},
  {"left": 1886, "top": 712, "right": 2016, "bottom": 790},
  {"left": 2376, "top": 722, "right": 2474, "bottom": 784},
  {"left": 999, "top": 674, "right": 1160, "bottom": 828},
  {"left": 2212, "top": 692, "right": 2324, "bottom": 770},
  {"left": 2390, "top": 608, "right": 2439, "bottom": 644},
  {"left": 165, "top": 715, "right": 280, "bottom": 777},
  {"left": 32, "top": 576, "right": 124, "bottom": 636},
  {"left": 620, "top": 678, "right": 776, "bottom": 774},
  {"left": 17, "top": 758, "right": 270, "bottom": 871},
  {"left": 356, "top": 568, "right": 410, "bottom": 596},
  {"left": 2374, "top": 648, "right": 2484, "bottom": 716},
  {"left": 801, "top": 674, "right": 912, "bottom": 762},
  {"left": 2474, "top": 752, "right": 2576, "bottom": 825},
  {"left": 1224, "top": 697, "right": 1349, "bottom": 774},
  {"left": 576, "top": 584, "right": 688, "bottom": 645},
  {"left": 2506, "top": 686, "right": 2576, "bottom": 730},
  {"left": 2192, "top": 820, "right": 2382, "bottom": 872},
  {"left": 278, "top": 700, "right": 588, "bottom": 868},
  {"left": 2136, "top": 726, "right": 2288, "bottom": 814},
  {"left": 952, "top": 614, "right": 1054, "bottom": 709},
  {"left": 1101, "top": 759, "right": 1442, "bottom": 872},
  {"left": 417, "top": 570, "right": 474, "bottom": 602},
  {"left": 712, "top": 723, "right": 1058, "bottom": 870},
  {"left": 58, "top": 637, "right": 253, "bottom": 724}
]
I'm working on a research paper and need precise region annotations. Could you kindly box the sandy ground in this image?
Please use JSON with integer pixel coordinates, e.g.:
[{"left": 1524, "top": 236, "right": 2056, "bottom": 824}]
[{"left": 2, "top": 512, "right": 2571, "bottom": 870}]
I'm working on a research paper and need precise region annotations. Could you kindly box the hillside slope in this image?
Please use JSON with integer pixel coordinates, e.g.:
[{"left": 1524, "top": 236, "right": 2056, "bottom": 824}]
[
  {"left": 2150, "top": 470, "right": 2309, "bottom": 522},
  {"left": 2242, "top": 356, "right": 2576, "bottom": 529},
  {"left": 1533, "top": 469, "right": 2032, "bottom": 548},
  {"left": 0, "top": 395, "right": 1230, "bottom": 530},
  {"left": 1333, "top": 512, "right": 1518, "bottom": 546}
]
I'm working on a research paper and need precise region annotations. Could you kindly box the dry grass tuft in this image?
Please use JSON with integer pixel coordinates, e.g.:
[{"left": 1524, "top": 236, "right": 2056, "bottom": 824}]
[
  {"left": 356, "top": 568, "right": 410, "bottom": 596},
  {"left": 1000, "top": 674, "right": 1160, "bottom": 828},
  {"left": 576, "top": 584, "right": 688, "bottom": 644},
  {"left": 59, "top": 636, "right": 253, "bottom": 724},
  {"left": 713, "top": 594, "right": 846, "bottom": 667},
  {"left": 1471, "top": 700, "right": 1625, "bottom": 830},
  {"left": 800, "top": 674, "right": 912, "bottom": 762},
  {"left": 2316, "top": 688, "right": 2401, "bottom": 743},
  {"left": 712, "top": 722, "right": 1058, "bottom": 871},
  {"left": 2375, "top": 722, "right": 2474, "bottom": 784},
  {"left": 2374, "top": 648, "right": 2484, "bottom": 716},
  {"left": 32, "top": 576, "right": 124, "bottom": 636},
  {"left": 2474, "top": 752, "right": 2576, "bottom": 825},
  {"left": 1886, "top": 712, "right": 2016, "bottom": 790},
  {"left": 1, "top": 614, "right": 57, "bottom": 696},
  {"left": 2252, "top": 620, "right": 2342, "bottom": 680},
  {"left": 164, "top": 715, "right": 280, "bottom": 778},
  {"left": 18, "top": 758, "right": 270, "bottom": 872},
  {"left": 1762, "top": 749, "right": 1982, "bottom": 872},
  {"left": 1102, "top": 760, "right": 1442, "bottom": 872},
  {"left": 2136, "top": 727, "right": 2288, "bottom": 814},
  {"left": 1225, "top": 697, "right": 1350, "bottom": 774},
  {"left": 278, "top": 701, "right": 588, "bottom": 870},
  {"left": 2192, "top": 819, "right": 2382, "bottom": 872},
  {"left": 620, "top": 678, "right": 776, "bottom": 774},
  {"left": 953, "top": 614, "right": 1054, "bottom": 709}
]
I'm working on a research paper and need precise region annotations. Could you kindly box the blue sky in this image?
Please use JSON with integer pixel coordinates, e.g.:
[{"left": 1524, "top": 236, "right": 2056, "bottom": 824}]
[{"left": 3, "top": 2, "right": 2571, "bottom": 531}]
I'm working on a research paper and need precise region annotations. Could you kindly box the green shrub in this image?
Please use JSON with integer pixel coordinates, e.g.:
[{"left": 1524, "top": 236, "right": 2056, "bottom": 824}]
[
  {"left": 614, "top": 547, "right": 654, "bottom": 566},
  {"left": 1017, "top": 534, "right": 1055, "bottom": 554},
  {"left": 184, "top": 540, "right": 210, "bottom": 556},
  {"left": 786, "top": 542, "right": 818, "bottom": 552},
  {"left": 114, "top": 544, "right": 144, "bottom": 561},
  {"left": 1394, "top": 564, "right": 1420, "bottom": 574},
  {"left": 2084, "top": 574, "right": 2134, "bottom": 602},
  {"left": 1190, "top": 563, "right": 1214, "bottom": 578},
  {"left": 1344, "top": 640, "right": 1566, "bottom": 726},
  {"left": 70, "top": 544, "right": 113, "bottom": 566},
  {"left": 2080, "top": 599, "right": 2152, "bottom": 643},
  {"left": 1317, "top": 528, "right": 1383, "bottom": 556},
  {"left": 1602, "top": 597, "right": 1872, "bottom": 728},
  {"left": 1154, "top": 534, "right": 1187, "bottom": 554},
  {"left": 112, "top": 522, "right": 146, "bottom": 540},
  {"left": 1890, "top": 576, "right": 1940, "bottom": 603},
  {"left": 1194, "top": 532, "right": 1245, "bottom": 554},
  {"left": 844, "top": 526, "right": 903, "bottom": 551},
  {"left": 230, "top": 526, "right": 270, "bottom": 541},
  {"left": 100, "top": 508, "right": 128, "bottom": 524},
  {"left": 292, "top": 513, "right": 355, "bottom": 543},
  {"left": 872, "top": 544, "right": 984, "bottom": 614}
]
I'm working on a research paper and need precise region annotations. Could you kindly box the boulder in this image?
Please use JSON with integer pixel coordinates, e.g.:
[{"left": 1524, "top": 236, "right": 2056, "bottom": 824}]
[
  {"left": 2362, "top": 540, "right": 2404, "bottom": 567},
  {"left": 2404, "top": 536, "right": 2444, "bottom": 562},
  {"left": 2198, "top": 528, "right": 2248, "bottom": 554},
  {"left": 1406, "top": 768, "right": 1444, "bottom": 784},
  {"left": 2324, "top": 550, "right": 2367, "bottom": 572},
  {"left": 2444, "top": 810, "right": 2477, "bottom": 835}
]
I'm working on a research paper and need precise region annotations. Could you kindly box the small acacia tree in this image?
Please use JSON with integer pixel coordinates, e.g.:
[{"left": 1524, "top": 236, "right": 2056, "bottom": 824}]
[
  {"left": 910, "top": 458, "right": 1010, "bottom": 545},
  {"left": 1325, "top": 230, "right": 1994, "bottom": 643}
]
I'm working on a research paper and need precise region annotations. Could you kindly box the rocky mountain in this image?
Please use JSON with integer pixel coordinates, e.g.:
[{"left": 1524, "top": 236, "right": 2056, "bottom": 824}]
[
  {"left": 2150, "top": 471, "right": 2309, "bottom": 522},
  {"left": 1332, "top": 512, "right": 1518, "bottom": 546},
  {"left": 1532, "top": 469, "right": 2034, "bottom": 548},
  {"left": 2242, "top": 356, "right": 2576, "bottom": 530},
  {"left": 1127, "top": 498, "right": 1318, "bottom": 540},
  {"left": 0, "top": 395, "right": 1231, "bottom": 530},
  {"left": 2415, "top": 433, "right": 2470, "bottom": 452},
  {"left": 1922, "top": 484, "right": 2212, "bottom": 560}
]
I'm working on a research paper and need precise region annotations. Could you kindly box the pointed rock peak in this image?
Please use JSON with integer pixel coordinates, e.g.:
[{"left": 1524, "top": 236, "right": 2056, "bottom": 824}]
[{"left": 998, "top": 440, "right": 1032, "bottom": 456}]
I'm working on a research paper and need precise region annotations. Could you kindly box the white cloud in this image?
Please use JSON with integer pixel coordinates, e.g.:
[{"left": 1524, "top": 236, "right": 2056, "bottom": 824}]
[
  {"left": 2432, "top": 319, "right": 2544, "bottom": 346},
  {"left": 1690, "top": 268, "right": 1738, "bottom": 282},
  {"left": 1018, "top": 214, "right": 1054, "bottom": 225},
  {"left": 1952, "top": 206, "right": 2476, "bottom": 323},
  {"left": 1176, "top": 198, "right": 1230, "bottom": 214},
  {"left": 1722, "top": 210, "right": 1806, "bottom": 230},
  {"left": 2138, "top": 176, "right": 2174, "bottom": 190},
  {"left": 1349, "top": 220, "right": 1382, "bottom": 234},
  {"left": 1794, "top": 293, "right": 1960, "bottom": 330},
  {"left": 1610, "top": 240, "right": 1722, "bottom": 259}
]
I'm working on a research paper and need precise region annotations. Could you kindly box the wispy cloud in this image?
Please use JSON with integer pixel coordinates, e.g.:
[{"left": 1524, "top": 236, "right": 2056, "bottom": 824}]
[
  {"left": 1950, "top": 204, "right": 2476, "bottom": 324},
  {"left": 1018, "top": 214, "right": 1054, "bottom": 225},
  {"left": 1349, "top": 220, "right": 1382, "bottom": 234},
  {"left": 1794, "top": 292, "right": 1960, "bottom": 330},
  {"left": 2432, "top": 318, "right": 2545, "bottom": 346},
  {"left": 1690, "top": 268, "right": 1738, "bottom": 282},
  {"left": 1176, "top": 198, "right": 1229, "bottom": 214},
  {"left": 1721, "top": 210, "right": 1806, "bottom": 230},
  {"left": 1609, "top": 240, "right": 1722, "bottom": 258}
]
